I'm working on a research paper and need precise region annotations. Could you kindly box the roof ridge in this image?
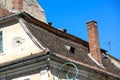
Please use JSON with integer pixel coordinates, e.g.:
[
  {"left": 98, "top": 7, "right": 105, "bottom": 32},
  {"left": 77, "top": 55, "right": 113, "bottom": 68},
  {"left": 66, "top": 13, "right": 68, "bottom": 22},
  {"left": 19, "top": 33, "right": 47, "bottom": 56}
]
[{"left": 20, "top": 12, "right": 107, "bottom": 53}]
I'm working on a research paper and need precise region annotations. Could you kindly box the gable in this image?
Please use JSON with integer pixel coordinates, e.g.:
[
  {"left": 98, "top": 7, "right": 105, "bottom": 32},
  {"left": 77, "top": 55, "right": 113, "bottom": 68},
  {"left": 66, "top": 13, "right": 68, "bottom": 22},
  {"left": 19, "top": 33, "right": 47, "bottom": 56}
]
[{"left": 0, "top": 19, "right": 44, "bottom": 64}]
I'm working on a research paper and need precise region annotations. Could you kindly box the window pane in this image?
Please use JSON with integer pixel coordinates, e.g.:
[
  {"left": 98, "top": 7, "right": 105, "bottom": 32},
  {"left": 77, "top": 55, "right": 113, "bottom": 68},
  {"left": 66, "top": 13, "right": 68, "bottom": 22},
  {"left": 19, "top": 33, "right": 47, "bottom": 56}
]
[
  {"left": 0, "top": 31, "right": 3, "bottom": 52},
  {"left": 24, "top": 78, "right": 30, "bottom": 80}
]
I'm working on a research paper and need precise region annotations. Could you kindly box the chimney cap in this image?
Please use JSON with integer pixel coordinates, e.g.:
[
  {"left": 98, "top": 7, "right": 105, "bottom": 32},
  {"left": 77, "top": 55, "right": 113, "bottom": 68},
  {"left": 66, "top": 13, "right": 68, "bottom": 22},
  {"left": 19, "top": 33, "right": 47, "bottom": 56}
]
[{"left": 86, "top": 20, "right": 97, "bottom": 24}]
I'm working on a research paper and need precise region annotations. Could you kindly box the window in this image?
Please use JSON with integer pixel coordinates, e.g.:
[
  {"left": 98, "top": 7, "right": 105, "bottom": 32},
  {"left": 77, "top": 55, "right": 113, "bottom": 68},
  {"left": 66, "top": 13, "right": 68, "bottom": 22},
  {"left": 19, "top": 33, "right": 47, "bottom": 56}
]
[
  {"left": 0, "top": 31, "right": 3, "bottom": 52},
  {"left": 70, "top": 47, "right": 75, "bottom": 53},
  {"left": 24, "top": 78, "right": 30, "bottom": 80},
  {"left": 64, "top": 45, "right": 75, "bottom": 53}
]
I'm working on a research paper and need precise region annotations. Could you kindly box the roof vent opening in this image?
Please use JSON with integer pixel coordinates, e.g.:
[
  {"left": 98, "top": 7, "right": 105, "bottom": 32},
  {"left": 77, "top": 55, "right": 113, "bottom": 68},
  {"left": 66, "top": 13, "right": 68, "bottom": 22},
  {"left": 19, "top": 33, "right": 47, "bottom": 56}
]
[
  {"left": 59, "top": 28, "right": 67, "bottom": 33},
  {"left": 70, "top": 47, "right": 75, "bottom": 53},
  {"left": 64, "top": 45, "right": 75, "bottom": 53},
  {"left": 48, "top": 22, "right": 52, "bottom": 26}
]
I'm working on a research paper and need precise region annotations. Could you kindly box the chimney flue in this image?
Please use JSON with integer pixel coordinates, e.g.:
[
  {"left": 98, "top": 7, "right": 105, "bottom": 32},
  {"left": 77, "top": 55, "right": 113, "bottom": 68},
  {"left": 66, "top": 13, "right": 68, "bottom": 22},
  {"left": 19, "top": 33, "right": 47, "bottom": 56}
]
[{"left": 86, "top": 21, "right": 102, "bottom": 64}]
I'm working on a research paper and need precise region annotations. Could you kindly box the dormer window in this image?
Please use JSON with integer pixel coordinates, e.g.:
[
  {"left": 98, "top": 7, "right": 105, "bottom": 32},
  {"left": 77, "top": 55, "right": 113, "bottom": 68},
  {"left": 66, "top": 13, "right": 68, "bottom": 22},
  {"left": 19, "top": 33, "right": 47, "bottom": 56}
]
[
  {"left": 70, "top": 47, "right": 75, "bottom": 53},
  {"left": 65, "top": 45, "right": 75, "bottom": 53},
  {"left": 0, "top": 31, "right": 3, "bottom": 53}
]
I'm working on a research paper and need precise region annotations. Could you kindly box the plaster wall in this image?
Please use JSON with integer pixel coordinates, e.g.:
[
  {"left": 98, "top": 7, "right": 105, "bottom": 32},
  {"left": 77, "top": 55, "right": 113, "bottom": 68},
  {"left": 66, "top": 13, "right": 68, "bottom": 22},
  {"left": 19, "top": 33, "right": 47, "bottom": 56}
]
[{"left": 0, "top": 23, "right": 43, "bottom": 64}]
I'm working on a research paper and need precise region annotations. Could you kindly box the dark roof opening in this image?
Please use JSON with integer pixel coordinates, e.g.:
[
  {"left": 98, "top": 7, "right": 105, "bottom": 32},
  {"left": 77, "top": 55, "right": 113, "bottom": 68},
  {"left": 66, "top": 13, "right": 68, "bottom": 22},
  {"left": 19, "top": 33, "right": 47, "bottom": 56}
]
[
  {"left": 70, "top": 47, "right": 75, "bottom": 53},
  {"left": 64, "top": 45, "right": 75, "bottom": 53},
  {"left": 48, "top": 22, "right": 52, "bottom": 26}
]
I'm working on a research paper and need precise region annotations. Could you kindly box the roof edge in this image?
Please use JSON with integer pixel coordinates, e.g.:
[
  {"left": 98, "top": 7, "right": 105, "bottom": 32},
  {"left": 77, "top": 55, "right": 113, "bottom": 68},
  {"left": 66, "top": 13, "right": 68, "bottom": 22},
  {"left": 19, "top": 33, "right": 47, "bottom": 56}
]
[
  {"left": 19, "top": 12, "right": 107, "bottom": 52},
  {"left": 0, "top": 12, "right": 107, "bottom": 52},
  {"left": 51, "top": 53, "right": 120, "bottom": 79}
]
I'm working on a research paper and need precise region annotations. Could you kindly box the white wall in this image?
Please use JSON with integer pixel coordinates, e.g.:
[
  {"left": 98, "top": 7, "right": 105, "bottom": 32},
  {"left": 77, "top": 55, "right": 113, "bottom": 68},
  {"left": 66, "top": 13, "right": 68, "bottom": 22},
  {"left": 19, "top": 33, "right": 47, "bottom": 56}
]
[
  {"left": 12, "top": 73, "right": 40, "bottom": 80},
  {"left": 12, "top": 70, "right": 49, "bottom": 80},
  {"left": 0, "top": 23, "right": 43, "bottom": 64}
]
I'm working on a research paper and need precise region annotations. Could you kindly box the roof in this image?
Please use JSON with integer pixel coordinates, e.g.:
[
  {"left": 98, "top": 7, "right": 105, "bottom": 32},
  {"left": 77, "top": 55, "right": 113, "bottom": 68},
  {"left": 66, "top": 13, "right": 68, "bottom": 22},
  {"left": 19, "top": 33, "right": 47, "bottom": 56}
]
[
  {"left": 0, "top": 12, "right": 120, "bottom": 78},
  {"left": 0, "top": 52, "right": 120, "bottom": 79}
]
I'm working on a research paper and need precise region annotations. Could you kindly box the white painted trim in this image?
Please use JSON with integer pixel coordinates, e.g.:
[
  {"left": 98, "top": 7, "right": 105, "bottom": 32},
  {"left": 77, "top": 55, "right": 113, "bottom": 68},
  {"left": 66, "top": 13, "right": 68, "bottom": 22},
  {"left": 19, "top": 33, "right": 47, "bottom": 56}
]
[
  {"left": 40, "top": 70, "right": 49, "bottom": 80},
  {"left": 88, "top": 53, "right": 105, "bottom": 68},
  {"left": 8, "top": 9, "right": 21, "bottom": 14},
  {"left": 108, "top": 56, "right": 120, "bottom": 70},
  {"left": 12, "top": 76, "right": 31, "bottom": 80},
  {"left": 19, "top": 19, "right": 46, "bottom": 50}
]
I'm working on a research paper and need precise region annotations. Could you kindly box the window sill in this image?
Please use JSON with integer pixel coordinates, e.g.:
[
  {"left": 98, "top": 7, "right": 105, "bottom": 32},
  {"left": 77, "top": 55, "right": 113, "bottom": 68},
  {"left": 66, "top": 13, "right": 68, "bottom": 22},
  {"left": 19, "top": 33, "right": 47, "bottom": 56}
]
[{"left": 0, "top": 52, "right": 5, "bottom": 56}]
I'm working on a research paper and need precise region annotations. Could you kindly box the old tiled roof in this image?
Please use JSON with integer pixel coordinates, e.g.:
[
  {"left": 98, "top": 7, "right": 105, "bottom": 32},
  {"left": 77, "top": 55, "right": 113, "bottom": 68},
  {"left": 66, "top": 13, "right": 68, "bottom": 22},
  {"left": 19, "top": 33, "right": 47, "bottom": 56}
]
[
  {"left": 20, "top": 13, "right": 120, "bottom": 77},
  {"left": 0, "top": 12, "right": 120, "bottom": 78},
  {"left": 24, "top": 20, "right": 96, "bottom": 66}
]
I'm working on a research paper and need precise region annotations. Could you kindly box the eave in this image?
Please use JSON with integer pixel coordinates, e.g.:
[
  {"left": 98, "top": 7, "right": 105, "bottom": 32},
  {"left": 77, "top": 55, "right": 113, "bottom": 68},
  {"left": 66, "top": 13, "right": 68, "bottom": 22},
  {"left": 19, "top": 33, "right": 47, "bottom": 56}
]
[{"left": 0, "top": 52, "right": 120, "bottom": 79}]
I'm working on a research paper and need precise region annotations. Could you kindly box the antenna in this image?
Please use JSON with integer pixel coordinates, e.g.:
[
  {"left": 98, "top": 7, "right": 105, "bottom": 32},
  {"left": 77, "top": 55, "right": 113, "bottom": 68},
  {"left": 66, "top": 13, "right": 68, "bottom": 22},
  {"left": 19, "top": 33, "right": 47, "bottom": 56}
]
[
  {"left": 108, "top": 41, "right": 112, "bottom": 53},
  {"left": 104, "top": 40, "right": 118, "bottom": 54},
  {"left": 104, "top": 41, "right": 112, "bottom": 53}
]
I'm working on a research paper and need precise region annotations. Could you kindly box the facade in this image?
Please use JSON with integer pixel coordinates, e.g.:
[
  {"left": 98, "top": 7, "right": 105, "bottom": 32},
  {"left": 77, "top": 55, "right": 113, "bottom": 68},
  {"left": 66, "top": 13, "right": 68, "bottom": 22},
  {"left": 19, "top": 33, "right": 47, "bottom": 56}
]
[
  {"left": 0, "top": 0, "right": 120, "bottom": 80},
  {"left": 0, "top": 0, "right": 46, "bottom": 22}
]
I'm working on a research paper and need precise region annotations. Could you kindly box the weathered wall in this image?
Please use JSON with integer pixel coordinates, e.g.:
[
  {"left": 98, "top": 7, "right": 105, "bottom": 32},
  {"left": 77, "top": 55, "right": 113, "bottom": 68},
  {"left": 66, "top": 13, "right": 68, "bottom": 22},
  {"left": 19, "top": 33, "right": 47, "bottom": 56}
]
[
  {"left": 12, "top": 73, "right": 40, "bottom": 80},
  {"left": 0, "top": 0, "right": 46, "bottom": 22},
  {"left": 23, "top": 0, "right": 46, "bottom": 22},
  {"left": 0, "top": 22, "right": 43, "bottom": 64}
]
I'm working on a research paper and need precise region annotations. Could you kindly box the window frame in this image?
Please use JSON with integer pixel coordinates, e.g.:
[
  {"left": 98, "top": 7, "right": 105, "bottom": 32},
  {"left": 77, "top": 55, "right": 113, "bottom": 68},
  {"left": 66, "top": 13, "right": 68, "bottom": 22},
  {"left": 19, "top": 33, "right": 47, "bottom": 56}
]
[{"left": 0, "top": 31, "right": 3, "bottom": 53}]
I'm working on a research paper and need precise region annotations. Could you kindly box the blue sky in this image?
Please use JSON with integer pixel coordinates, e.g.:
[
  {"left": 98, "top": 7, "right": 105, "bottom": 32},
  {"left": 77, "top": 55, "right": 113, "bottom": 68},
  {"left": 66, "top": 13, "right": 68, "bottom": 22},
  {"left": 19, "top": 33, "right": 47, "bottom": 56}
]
[{"left": 38, "top": 0, "right": 120, "bottom": 59}]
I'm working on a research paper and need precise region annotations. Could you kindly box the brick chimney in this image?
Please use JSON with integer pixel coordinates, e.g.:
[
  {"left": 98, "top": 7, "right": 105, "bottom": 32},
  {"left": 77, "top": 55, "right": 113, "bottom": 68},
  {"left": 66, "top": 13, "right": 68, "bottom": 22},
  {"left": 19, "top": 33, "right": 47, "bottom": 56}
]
[{"left": 86, "top": 21, "right": 102, "bottom": 64}]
